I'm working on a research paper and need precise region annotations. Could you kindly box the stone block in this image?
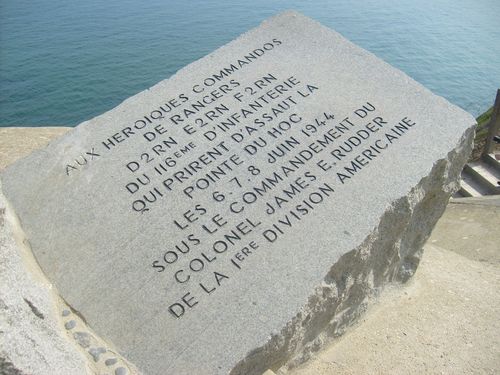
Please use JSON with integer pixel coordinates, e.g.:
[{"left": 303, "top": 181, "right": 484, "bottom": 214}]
[{"left": 0, "top": 11, "right": 475, "bottom": 375}]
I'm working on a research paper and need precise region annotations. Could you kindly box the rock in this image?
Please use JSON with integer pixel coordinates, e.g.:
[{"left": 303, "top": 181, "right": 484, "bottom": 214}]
[{"left": 0, "top": 11, "right": 475, "bottom": 375}]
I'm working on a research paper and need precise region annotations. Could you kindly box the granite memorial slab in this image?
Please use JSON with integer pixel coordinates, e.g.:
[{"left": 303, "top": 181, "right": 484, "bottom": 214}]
[{"left": 0, "top": 11, "right": 475, "bottom": 375}]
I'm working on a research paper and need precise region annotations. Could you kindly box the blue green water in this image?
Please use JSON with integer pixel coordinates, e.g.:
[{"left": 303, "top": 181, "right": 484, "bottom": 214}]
[{"left": 1, "top": 0, "right": 499, "bottom": 126}]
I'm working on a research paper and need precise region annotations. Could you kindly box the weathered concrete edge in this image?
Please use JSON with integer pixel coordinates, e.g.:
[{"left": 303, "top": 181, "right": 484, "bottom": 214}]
[
  {"left": 0, "top": 127, "right": 71, "bottom": 171},
  {"left": 0, "top": 182, "right": 140, "bottom": 375},
  {"left": 451, "top": 195, "right": 500, "bottom": 207},
  {"left": 230, "top": 127, "right": 475, "bottom": 374}
]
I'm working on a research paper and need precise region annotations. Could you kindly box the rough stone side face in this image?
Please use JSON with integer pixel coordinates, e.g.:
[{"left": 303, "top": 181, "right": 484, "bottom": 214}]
[{"left": 230, "top": 128, "right": 474, "bottom": 375}]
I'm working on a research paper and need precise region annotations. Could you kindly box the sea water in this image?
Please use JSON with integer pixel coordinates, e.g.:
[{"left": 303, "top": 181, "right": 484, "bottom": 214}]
[{"left": 1, "top": 0, "right": 499, "bottom": 126}]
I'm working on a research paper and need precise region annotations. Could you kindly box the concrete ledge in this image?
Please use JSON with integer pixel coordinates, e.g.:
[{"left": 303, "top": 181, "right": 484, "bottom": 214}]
[{"left": 0, "top": 127, "right": 137, "bottom": 375}]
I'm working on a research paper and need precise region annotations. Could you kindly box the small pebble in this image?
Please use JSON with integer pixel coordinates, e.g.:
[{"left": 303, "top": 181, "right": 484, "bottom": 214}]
[
  {"left": 64, "top": 320, "right": 76, "bottom": 330},
  {"left": 73, "top": 332, "right": 91, "bottom": 348},
  {"left": 105, "top": 358, "right": 118, "bottom": 366},
  {"left": 61, "top": 309, "right": 71, "bottom": 317},
  {"left": 88, "top": 347, "right": 106, "bottom": 362},
  {"left": 115, "top": 367, "right": 127, "bottom": 375}
]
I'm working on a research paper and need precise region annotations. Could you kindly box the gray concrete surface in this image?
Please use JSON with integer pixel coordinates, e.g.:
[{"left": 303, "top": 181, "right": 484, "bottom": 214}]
[{"left": 431, "top": 197, "right": 500, "bottom": 265}]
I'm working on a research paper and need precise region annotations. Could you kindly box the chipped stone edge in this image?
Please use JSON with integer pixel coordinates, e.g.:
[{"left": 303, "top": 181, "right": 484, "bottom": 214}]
[
  {"left": 230, "top": 126, "right": 476, "bottom": 375},
  {"left": 0, "top": 180, "right": 141, "bottom": 375}
]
